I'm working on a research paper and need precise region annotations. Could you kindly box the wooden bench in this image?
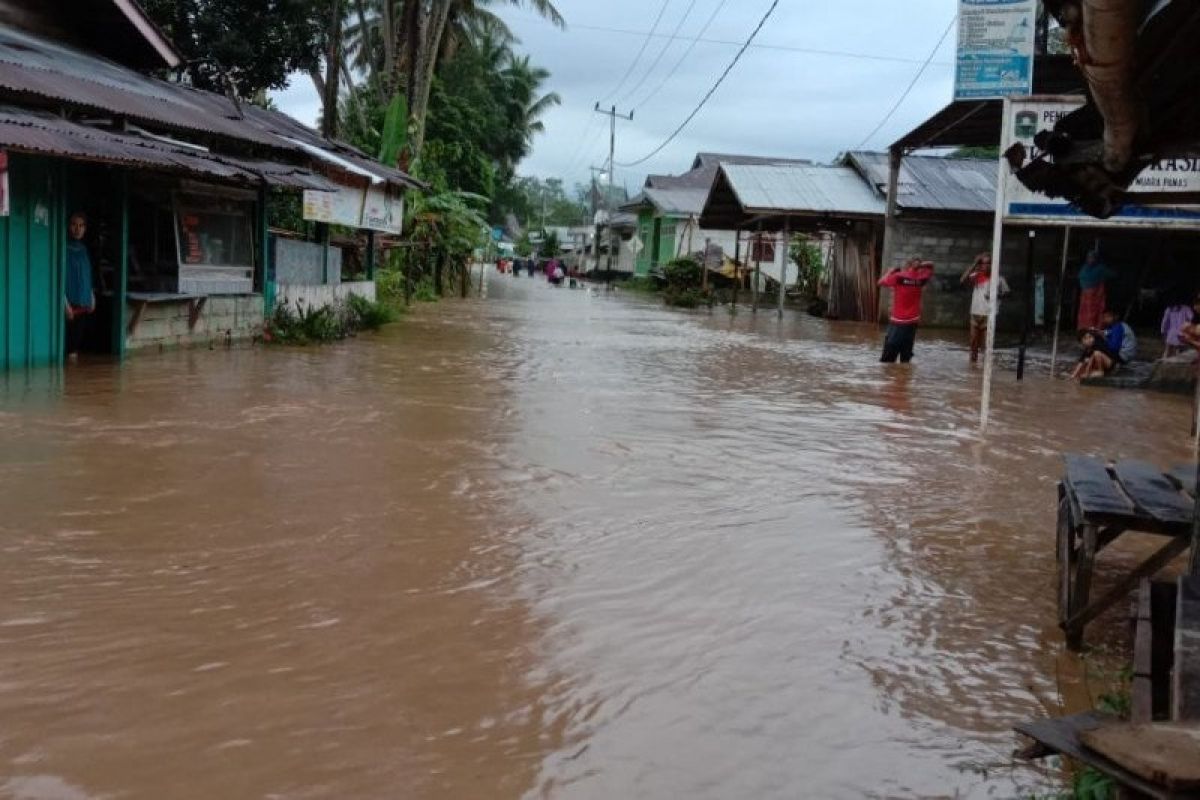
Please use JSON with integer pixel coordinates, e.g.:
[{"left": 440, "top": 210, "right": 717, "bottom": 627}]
[
  {"left": 126, "top": 292, "right": 208, "bottom": 336},
  {"left": 1057, "top": 455, "right": 1195, "bottom": 650}
]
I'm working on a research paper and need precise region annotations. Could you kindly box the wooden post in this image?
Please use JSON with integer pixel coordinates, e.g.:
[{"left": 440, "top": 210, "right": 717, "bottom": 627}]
[
  {"left": 701, "top": 236, "right": 710, "bottom": 293},
  {"left": 731, "top": 229, "right": 741, "bottom": 313},
  {"left": 778, "top": 219, "right": 790, "bottom": 319},
  {"left": 1049, "top": 226, "right": 1071, "bottom": 376},
  {"left": 111, "top": 171, "right": 129, "bottom": 359},
  {"left": 319, "top": 223, "right": 330, "bottom": 285},
  {"left": 880, "top": 146, "right": 902, "bottom": 308},
  {"left": 365, "top": 230, "right": 376, "bottom": 280},
  {"left": 981, "top": 98, "right": 1012, "bottom": 432},
  {"left": 752, "top": 222, "right": 762, "bottom": 313}
]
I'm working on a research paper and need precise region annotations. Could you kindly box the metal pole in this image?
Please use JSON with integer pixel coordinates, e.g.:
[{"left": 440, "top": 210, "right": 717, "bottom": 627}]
[
  {"left": 1017, "top": 228, "right": 1036, "bottom": 380},
  {"left": 778, "top": 219, "right": 790, "bottom": 319},
  {"left": 112, "top": 171, "right": 129, "bottom": 359},
  {"left": 981, "top": 99, "right": 1012, "bottom": 432},
  {"left": 1049, "top": 226, "right": 1071, "bottom": 375}
]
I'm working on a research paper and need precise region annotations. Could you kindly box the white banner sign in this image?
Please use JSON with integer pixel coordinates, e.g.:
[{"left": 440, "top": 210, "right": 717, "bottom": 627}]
[
  {"left": 303, "top": 183, "right": 404, "bottom": 234},
  {"left": 1001, "top": 96, "right": 1200, "bottom": 227},
  {"left": 955, "top": 0, "right": 1036, "bottom": 100}
]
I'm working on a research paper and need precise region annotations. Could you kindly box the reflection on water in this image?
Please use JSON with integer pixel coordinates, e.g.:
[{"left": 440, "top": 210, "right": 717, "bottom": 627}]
[{"left": 1, "top": 275, "right": 1193, "bottom": 798}]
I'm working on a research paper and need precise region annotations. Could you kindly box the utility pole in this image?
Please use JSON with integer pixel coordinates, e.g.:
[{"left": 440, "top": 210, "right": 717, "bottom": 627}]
[
  {"left": 588, "top": 165, "right": 605, "bottom": 276},
  {"left": 594, "top": 103, "right": 633, "bottom": 283}
]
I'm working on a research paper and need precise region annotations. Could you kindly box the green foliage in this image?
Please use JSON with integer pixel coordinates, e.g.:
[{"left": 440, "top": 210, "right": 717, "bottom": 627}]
[
  {"left": 265, "top": 294, "right": 395, "bottom": 345},
  {"left": 617, "top": 276, "right": 659, "bottom": 294},
  {"left": 790, "top": 236, "right": 825, "bottom": 296},
  {"left": 663, "top": 257, "right": 702, "bottom": 292},
  {"left": 411, "top": 276, "right": 439, "bottom": 302},
  {"left": 1070, "top": 768, "right": 1114, "bottom": 800},
  {"left": 662, "top": 257, "right": 704, "bottom": 308},
  {"left": 141, "top": 0, "right": 325, "bottom": 95},
  {"left": 377, "top": 94, "right": 409, "bottom": 167},
  {"left": 267, "top": 189, "right": 304, "bottom": 234},
  {"left": 539, "top": 229, "right": 560, "bottom": 258},
  {"left": 346, "top": 293, "right": 395, "bottom": 330},
  {"left": 515, "top": 231, "right": 533, "bottom": 257}
]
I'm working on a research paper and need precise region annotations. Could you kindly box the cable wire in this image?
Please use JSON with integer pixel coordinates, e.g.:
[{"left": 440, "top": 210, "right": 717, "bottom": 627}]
[
  {"left": 633, "top": 0, "right": 730, "bottom": 111},
  {"left": 853, "top": 15, "right": 956, "bottom": 150},
  {"left": 616, "top": 0, "right": 782, "bottom": 168},
  {"left": 598, "top": 0, "right": 674, "bottom": 103},
  {"left": 619, "top": 0, "right": 700, "bottom": 106}
]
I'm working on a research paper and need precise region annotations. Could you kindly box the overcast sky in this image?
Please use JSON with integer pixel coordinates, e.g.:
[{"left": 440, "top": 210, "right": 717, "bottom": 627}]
[{"left": 272, "top": 0, "right": 959, "bottom": 191}]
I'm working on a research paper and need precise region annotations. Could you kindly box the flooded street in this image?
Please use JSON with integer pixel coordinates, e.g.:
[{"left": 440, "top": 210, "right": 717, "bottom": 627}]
[{"left": 1, "top": 274, "right": 1195, "bottom": 799}]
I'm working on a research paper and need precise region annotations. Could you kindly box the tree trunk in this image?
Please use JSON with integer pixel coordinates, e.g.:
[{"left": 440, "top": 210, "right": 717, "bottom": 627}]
[
  {"left": 321, "top": 0, "right": 343, "bottom": 139},
  {"left": 434, "top": 251, "right": 444, "bottom": 297},
  {"left": 459, "top": 259, "right": 468, "bottom": 298},
  {"left": 408, "top": 0, "right": 453, "bottom": 157}
]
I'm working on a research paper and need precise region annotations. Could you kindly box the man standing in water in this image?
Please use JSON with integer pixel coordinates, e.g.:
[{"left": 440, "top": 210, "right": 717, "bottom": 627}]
[{"left": 878, "top": 258, "right": 935, "bottom": 363}]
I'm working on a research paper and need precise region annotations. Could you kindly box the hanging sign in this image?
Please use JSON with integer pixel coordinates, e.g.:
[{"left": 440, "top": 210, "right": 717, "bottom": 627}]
[
  {"left": 955, "top": 0, "right": 1037, "bottom": 100},
  {"left": 1000, "top": 96, "right": 1200, "bottom": 227},
  {"left": 303, "top": 182, "right": 404, "bottom": 234}
]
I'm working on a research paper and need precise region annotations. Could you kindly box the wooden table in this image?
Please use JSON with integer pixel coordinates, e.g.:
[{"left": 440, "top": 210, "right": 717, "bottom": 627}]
[{"left": 1057, "top": 455, "right": 1195, "bottom": 650}]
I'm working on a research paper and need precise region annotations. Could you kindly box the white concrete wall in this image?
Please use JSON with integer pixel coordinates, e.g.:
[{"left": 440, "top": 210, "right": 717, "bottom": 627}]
[
  {"left": 687, "top": 228, "right": 788, "bottom": 283},
  {"left": 275, "top": 281, "right": 377, "bottom": 311},
  {"left": 126, "top": 295, "right": 265, "bottom": 351}
]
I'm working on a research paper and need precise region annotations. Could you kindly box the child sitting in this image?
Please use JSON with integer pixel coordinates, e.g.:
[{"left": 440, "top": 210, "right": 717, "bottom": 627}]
[{"left": 1071, "top": 329, "right": 1119, "bottom": 380}]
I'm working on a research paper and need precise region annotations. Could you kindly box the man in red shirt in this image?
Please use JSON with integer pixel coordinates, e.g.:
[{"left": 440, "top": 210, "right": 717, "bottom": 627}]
[{"left": 878, "top": 259, "right": 935, "bottom": 363}]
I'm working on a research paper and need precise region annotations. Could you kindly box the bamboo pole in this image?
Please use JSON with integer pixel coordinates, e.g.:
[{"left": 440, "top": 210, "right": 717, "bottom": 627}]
[
  {"left": 731, "top": 229, "right": 741, "bottom": 313},
  {"left": 752, "top": 222, "right": 762, "bottom": 313}
]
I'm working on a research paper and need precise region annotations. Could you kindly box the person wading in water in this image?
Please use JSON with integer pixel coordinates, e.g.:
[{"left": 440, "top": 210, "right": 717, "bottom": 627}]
[{"left": 878, "top": 259, "right": 935, "bottom": 363}]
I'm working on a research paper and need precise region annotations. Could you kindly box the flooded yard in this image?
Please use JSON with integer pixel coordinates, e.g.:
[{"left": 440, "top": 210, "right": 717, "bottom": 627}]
[{"left": 0, "top": 275, "right": 1194, "bottom": 798}]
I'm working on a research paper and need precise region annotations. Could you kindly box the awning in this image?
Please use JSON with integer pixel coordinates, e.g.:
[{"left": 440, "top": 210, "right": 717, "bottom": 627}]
[{"left": 0, "top": 106, "right": 338, "bottom": 190}]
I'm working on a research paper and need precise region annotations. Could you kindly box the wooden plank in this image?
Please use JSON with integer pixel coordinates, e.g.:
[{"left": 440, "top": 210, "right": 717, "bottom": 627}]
[
  {"left": 1113, "top": 460, "right": 1193, "bottom": 527},
  {"left": 1058, "top": 496, "right": 1075, "bottom": 626},
  {"left": 1165, "top": 464, "right": 1197, "bottom": 494},
  {"left": 1133, "top": 579, "right": 1154, "bottom": 723},
  {"left": 1064, "top": 455, "right": 1138, "bottom": 522},
  {"left": 1176, "top": 576, "right": 1200, "bottom": 721},
  {"left": 1014, "top": 712, "right": 1191, "bottom": 800},
  {"left": 1080, "top": 724, "right": 1200, "bottom": 790},
  {"left": 1063, "top": 536, "right": 1191, "bottom": 639},
  {"left": 1066, "top": 524, "right": 1099, "bottom": 651}
]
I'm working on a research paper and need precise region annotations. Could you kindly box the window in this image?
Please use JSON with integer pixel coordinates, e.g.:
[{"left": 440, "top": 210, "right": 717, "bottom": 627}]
[
  {"left": 751, "top": 236, "right": 775, "bottom": 264},
  {"left": 175, "top": 193, "right": 254, "bottom": 269}
]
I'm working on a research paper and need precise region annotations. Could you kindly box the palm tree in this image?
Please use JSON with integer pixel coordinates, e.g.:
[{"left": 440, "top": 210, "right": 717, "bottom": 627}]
[{"left": 502, "top": 54, "right": 560, "bottom": 172}]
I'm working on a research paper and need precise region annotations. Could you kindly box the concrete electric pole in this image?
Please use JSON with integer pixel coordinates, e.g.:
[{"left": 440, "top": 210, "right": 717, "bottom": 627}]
[{"left": 594, "top": 103, "right": 633, "bottom": 282}]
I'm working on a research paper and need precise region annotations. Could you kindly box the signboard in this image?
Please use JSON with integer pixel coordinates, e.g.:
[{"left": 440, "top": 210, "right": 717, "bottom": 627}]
[
  {"left": 1001, "top": 96, "right": 1200, "bottom": 227},
  {"left": 955, "top": 0, "right": 1036, "bottom": 100},
  {"left": 303, "top": 183, "right": 404, "bottom": 234}
]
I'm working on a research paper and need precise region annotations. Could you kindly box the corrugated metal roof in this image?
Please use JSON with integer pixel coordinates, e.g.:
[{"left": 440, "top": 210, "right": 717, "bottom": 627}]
[
  {"left": 0, "top": 26, "right": 423, "bottom": 191},
  {"left": 847, "top": 151, "right": 997, "bottom": 213},
  {"left": 721, "top": 164, "right": 886, "bottom": 216},
  {"left": 643, "top": 186, "right": 709, "bottom": 216},
  {"left": 0, "top": 106, "right": 337, "bottom": 190}
]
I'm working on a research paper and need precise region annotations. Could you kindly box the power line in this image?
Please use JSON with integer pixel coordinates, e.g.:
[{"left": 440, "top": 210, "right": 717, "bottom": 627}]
[
  {"left": 598, "top": 0, "right": 674, "bottom": 104},
  {"left": 616, "top": 0, "right": 782, "bottom": 168},
  {"left": 853, "top": 15, "right": 956, "bottom": 150},
  {"left": 619, "top": 0, "right": 700, "bottom": 106},
  {"left": 634, "top": 0, "right": 731, "bottom": 110},
  {"left": 511, "top": 16, "right": 954, "bottom": 67}
]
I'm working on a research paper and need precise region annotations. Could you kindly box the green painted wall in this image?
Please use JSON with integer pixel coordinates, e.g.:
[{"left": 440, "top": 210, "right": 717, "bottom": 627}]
[
  {"left": 654, "top": 218, "right": 677, "bottom": 270},
  {"left": 1, "top": 155, "right": 64, "bottom": 370}
]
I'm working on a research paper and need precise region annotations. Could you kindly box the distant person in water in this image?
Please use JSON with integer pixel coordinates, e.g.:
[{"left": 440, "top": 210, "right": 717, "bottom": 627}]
[
  {"left": 878, "top": 259, "right": 935, "bottom": 363},
  {"left": 959, "top": 252, "right": 1009, "bottom": 363}
]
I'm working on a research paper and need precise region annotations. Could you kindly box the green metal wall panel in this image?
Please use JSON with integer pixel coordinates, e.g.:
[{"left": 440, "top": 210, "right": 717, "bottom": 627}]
[
  {"left": 654, "top": 219, "right": 677, "bottom": 270},
  {"left": 1, "top": 155, "right": 62, "bottom": 370}
]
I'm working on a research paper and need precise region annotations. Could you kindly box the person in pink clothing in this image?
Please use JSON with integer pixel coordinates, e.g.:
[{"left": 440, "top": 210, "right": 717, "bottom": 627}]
[{"left": 1160, "top": 296, "right": 1195, "bottom": 359}]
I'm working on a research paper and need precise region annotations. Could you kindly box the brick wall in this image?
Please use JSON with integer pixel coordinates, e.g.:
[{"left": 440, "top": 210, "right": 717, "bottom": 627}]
[
  {"left": 126, "top": 295, "right": 264, "bottom": 351},
  {"left": 883, "top": 216, "right": 1032, "bottom": 330}
]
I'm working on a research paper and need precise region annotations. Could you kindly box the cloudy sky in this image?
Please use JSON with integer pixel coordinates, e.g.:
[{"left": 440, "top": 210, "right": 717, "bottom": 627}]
[{"left": 273, "top": 0, "right": 959, "bottom": 190}]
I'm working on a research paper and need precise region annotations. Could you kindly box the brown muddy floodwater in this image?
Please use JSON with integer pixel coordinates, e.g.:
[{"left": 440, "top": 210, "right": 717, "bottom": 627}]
[{"left": 0, "top": 274, "right": 1195, "bottom": 799}]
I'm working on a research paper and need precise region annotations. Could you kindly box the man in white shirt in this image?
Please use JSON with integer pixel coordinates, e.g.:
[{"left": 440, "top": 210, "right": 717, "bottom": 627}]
[{"left": 960, "top": 253, "right": 1011, "bottom": 363}]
